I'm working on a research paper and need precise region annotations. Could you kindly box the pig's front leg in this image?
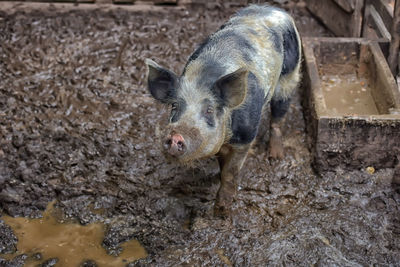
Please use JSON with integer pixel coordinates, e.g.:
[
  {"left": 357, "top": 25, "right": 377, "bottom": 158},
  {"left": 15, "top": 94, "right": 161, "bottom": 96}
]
[{"left": 215, "top": 144, "right": 250, "bottom": 217}]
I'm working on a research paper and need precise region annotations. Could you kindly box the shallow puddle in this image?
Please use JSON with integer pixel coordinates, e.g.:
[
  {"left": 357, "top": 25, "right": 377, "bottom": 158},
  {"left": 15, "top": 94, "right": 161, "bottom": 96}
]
[
  {"left": 0, "top": 201, "right": 147, "bottom": 266},
  {"left": 321, "top": 74, "right": 379, "bottom": 116}
]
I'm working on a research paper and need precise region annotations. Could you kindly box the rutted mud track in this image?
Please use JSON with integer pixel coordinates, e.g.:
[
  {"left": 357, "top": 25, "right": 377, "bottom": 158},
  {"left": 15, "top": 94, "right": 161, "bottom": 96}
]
[{"left": 0, "top": 2, "right": 399, "bottom": 266}]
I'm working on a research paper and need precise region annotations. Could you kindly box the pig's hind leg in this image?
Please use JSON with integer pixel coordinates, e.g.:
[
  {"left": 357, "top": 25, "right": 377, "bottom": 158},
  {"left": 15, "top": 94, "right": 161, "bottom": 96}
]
[
  {"left": 268, "top": 54, "right": 301, "bottom": 159},
  {"left": 268, "top": 92, "right": 291, "bottom": 159}
]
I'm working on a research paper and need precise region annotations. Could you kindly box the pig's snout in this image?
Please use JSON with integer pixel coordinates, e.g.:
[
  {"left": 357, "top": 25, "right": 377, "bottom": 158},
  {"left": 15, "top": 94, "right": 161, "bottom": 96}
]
[{"left": 164, "top": 133, "right": 186, "bottom": 156}]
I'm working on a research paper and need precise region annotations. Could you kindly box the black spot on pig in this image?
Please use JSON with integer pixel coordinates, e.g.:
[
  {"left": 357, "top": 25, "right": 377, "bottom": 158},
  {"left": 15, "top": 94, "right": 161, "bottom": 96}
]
[
  {"left": 230, "top": 72, "right": 265, "bottom": 144},
  {"left": 197, "top": 60, "right": 226, "bottom": 88},
  {"left": 185, "top": 30, "right": 256, "bottom": 71},
  {"left": 217, "top": 30, "right": 256, "bottom": 61},
  {"left": 271, "top": 97, "right": 291, "bottom": 120},
  {"left": 281, "top": 25, "right": 299, "bottom": 76}
]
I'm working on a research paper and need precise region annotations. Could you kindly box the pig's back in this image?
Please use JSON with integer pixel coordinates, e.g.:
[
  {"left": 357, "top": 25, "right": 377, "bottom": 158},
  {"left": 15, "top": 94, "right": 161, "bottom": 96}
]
[
  {"left": 227, "top": 5, "right": 300, "bottom": 99},
  {"left": 183, "top": 5, "right": 300, "bottom": 102}
]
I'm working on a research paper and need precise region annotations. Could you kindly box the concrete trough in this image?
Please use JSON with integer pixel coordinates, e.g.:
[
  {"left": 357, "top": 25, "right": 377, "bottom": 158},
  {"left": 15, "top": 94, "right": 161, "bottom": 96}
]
[{"left": 302, "top": 37, "right": 400, "bottom": 172}]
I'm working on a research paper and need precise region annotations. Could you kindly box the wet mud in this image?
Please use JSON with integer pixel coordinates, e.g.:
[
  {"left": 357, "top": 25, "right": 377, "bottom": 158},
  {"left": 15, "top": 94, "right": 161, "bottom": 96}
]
[{"left": 0, "top": 1, "right": 399, "bottom": 266}]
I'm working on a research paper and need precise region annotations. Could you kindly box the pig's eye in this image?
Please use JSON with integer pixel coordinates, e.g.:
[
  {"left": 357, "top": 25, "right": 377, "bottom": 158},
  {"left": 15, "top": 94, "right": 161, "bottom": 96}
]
[
  {"left": 203, "top": 105, "right": 215, "bottom": 127},
  {"left": 171, "top": 102, "right": 179, "bottom": 111},
  {"left": 205, "top": 106, "right": 214, "bottom": 114},
  {"left": 170, "top": 102, "right": 180, "bottom": 123},
  {"left": 201, "top": 99, "right": 215, "bottom": 127}
]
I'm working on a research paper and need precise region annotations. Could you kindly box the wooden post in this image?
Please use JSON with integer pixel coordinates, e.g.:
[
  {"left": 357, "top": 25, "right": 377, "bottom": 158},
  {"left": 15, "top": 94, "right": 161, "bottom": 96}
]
[
  {"left": 306, "top": 0, "right": 365, "bottom": 37},
  {"left": 388, "top": 0, "right": 400, "bottom": 76}
]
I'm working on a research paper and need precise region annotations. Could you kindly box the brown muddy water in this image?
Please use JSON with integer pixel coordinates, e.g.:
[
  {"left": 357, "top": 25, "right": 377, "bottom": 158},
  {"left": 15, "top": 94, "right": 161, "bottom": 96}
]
[
  {"left": 0, "top": 1, "right": 399, "bottom": 266},
  {"left": 321, "top": 74, "right": 379, "bottom": 116},
  {"left": 1, "top": 201, "right": 146, "bottom": 266}
]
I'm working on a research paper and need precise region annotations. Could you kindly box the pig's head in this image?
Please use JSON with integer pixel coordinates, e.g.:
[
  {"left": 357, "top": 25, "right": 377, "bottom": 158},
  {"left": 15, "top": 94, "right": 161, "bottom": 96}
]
[{"left": 145, "top": 59, "right": 247, "bottom": 164}]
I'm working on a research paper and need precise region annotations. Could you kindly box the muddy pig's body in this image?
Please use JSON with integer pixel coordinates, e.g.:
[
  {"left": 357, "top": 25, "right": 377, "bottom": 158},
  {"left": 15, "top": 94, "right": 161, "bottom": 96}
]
[{"left": 146, "top": 5, "right": 301, "bottom": 216}]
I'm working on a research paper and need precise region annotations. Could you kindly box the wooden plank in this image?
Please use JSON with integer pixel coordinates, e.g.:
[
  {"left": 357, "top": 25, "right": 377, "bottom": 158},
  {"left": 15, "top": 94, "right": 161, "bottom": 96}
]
[
  {"left": 77, "top": 0, "right": 95, "bottom": 3},
  {"left": 153, "top": 0, "right": 177, "bottom": 4},
  {"left": 333, "top": 0, "right": 355, "bottom": 12},
  {"left": 306, "top": 0, "right": 364, "bottom": 37},
  {"left": 113, "top": 0, "right": 134, "bottom": 4},
  {"left": 388, "top": 0, "right": 400, "bottom": 75},
  {"left": 49, "top": 0, "right": 76, "bottom": 2},
  {"left": 368, "top": 0, "right": 394, "bottom": 33},
  {"left": 135, "top": 0, "right": 177, "bottom": 4},
  {"left": 369, "top": 42, "right": 400, "bottom": 112},
  {"left": 352, "top": 0, "right": 364, "bottom": 37},
  {"left": 368, "top": 4, "right": 392, "bottom": 39},
  {"left": 95, "top": 0, "right": 113, "bottom": 4},
  {"left": 306, "top": 0, "right": 352, "bottom": 36},
  {"left": 0, "top": 1, "right": 183, "bottom": 14}
]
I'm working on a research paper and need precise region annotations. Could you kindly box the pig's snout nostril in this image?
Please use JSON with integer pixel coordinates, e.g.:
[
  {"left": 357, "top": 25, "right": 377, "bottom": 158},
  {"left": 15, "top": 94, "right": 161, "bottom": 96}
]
[
  {"left": 164, "top": 134, "right": 186, "bottom": 156},
  {"left": 176, "top": 141, "right": 184, "bottom": 150},
  {"left": 164, "top": 138, "right": 173, "bottom": 151}
]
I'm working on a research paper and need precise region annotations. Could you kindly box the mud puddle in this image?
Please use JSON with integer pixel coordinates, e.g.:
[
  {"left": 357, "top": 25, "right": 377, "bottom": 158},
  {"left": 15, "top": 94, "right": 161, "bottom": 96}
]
[
  {"left": 0, "top": 201, "right": 147, "bottom": 266},
  {"left": 321, "top": 74, "right": 379, "bottom": 115}
]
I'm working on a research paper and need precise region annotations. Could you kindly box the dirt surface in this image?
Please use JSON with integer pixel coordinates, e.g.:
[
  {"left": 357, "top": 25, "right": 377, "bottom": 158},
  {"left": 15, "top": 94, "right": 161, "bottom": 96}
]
[{"left": 0, "top": 1, "right": 399, "bottom": 266}]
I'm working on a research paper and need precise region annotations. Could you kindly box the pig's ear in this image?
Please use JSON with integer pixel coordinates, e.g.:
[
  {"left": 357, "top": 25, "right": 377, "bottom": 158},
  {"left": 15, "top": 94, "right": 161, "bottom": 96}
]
[
  {"left": 213, "top": 68, "right": 248, "bottom": 108},
  {"left": 145, "top": 59, "right": 178, "bottom": 103}
]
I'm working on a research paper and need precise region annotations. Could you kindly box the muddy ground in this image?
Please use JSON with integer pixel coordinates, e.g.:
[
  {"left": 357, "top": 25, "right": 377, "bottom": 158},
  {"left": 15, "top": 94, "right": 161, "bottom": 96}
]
[{"left": 0, "top": 1, "right": 399, "bottom": 266}]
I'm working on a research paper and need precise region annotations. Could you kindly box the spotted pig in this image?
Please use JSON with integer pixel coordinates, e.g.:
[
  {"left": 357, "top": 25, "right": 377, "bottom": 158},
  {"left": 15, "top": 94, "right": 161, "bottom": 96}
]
[{"left": 146, "top": 5, "right": 301, "bottom": 216}]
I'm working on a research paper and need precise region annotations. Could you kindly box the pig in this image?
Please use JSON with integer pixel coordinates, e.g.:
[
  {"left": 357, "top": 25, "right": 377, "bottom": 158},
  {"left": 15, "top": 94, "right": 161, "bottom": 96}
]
[{"left": 145, "top": 4, "right": 301, "bottom": 216}]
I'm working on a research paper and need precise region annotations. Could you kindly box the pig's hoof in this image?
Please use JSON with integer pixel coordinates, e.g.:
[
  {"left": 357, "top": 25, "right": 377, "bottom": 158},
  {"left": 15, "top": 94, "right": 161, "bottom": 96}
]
[
  {"left": 268, "top": 141, "right": 284, "bottom": 159},
  {"left": 214, "top": 201, "right": 231, "bottom": 218},
  {"left": 214, "top": 194, "right": 233, "bottom": 218},
  {"left": 214, "top": 204, "right": 228, "bottom": 218},
  {"left": 268, "top": 127, "right": 284, "bottom": 159}
]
